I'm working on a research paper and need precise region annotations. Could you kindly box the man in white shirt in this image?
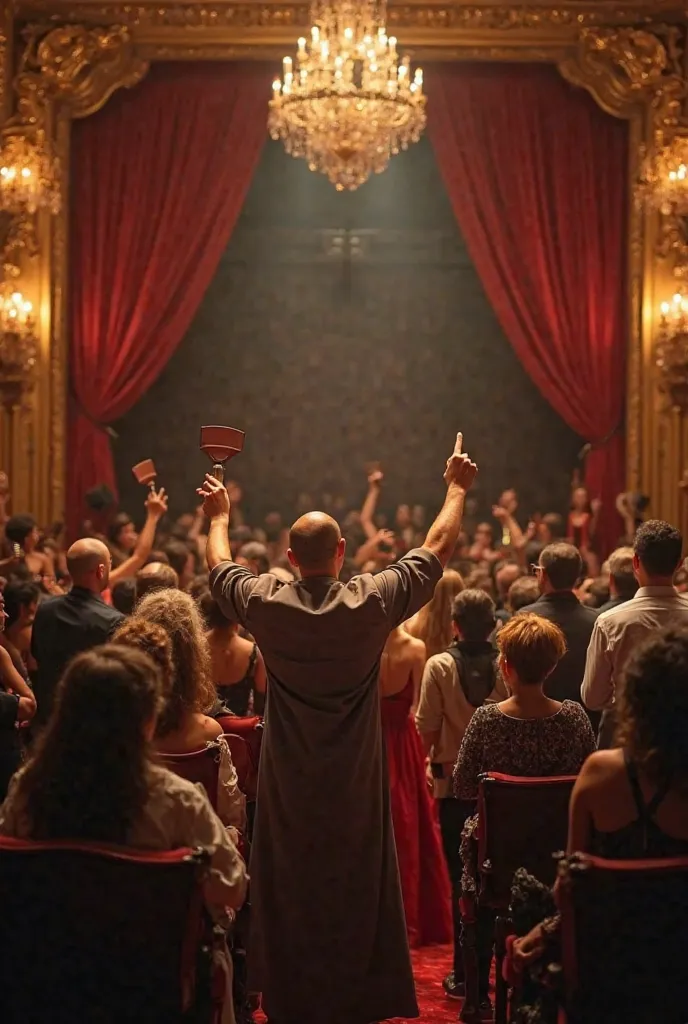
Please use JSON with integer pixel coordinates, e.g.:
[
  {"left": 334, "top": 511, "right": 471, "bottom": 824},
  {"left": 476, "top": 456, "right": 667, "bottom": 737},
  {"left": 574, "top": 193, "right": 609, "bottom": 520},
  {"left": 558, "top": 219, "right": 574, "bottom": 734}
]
[{"left": 581, "top": 519, "right": 688, "bottom": 746}]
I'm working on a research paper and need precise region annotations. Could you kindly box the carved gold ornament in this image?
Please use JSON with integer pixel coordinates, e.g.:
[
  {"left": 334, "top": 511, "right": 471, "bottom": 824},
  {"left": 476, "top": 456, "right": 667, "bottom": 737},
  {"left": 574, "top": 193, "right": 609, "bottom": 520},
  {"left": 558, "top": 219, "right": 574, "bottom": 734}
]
[{"left": 268, "top": 0, "right": 426, "bottom": 191}]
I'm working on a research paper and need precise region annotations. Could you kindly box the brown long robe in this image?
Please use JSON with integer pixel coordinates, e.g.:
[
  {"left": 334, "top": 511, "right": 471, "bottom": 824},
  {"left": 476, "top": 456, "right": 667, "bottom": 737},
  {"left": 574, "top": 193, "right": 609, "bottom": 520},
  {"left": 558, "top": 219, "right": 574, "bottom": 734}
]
[{"left": 210, "top": 548, "right": 442, "bottom": 1024}]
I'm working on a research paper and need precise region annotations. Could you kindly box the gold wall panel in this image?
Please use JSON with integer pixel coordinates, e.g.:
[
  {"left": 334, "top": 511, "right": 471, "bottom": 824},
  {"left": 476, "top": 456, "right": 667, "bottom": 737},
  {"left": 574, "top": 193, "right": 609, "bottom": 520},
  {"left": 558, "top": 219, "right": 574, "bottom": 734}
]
[{"left": 1, "top": 0, "right": 687, "bottom": 527}]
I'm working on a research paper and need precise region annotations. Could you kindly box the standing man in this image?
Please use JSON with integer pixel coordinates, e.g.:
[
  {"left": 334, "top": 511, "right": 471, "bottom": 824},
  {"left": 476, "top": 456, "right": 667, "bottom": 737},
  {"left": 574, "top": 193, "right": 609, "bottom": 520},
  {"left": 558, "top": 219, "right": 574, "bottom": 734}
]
[
  {"left": 31, "top": 539, "right": 124, "bottom": 727},
  {"left": 519, "top": 543, "right": 598, "bottom": 705},
  {"left": 582, "top": 520, "right": 688, "bottom": 747},
  {"left": 200, "top": 433, "right": 477, "bottom": 1024}
]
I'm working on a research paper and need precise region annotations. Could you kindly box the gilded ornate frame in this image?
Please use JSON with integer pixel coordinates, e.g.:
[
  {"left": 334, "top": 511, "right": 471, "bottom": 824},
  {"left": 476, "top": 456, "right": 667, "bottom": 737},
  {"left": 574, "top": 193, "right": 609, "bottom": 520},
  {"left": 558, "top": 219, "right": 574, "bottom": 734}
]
[{"left": 1, "top": 1, "right": 687, "bottom": 526}]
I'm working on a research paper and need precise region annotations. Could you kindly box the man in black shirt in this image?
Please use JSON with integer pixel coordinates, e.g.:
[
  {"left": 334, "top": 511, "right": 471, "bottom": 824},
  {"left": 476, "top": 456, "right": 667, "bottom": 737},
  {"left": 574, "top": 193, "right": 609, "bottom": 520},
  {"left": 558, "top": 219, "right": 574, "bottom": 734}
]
[{"left": 31, "top": 538, "right": 124, "bottom": 727}]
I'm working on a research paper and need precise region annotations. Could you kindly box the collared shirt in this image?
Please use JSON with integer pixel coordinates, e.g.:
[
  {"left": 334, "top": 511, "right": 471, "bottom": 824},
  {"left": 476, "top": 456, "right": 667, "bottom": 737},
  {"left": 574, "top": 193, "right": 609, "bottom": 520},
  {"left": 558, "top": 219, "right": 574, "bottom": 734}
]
[
  {"left": 581, "top": 586, "right": 688, "bottom": 711},
  {"left": 415, "top": 650, "right": 506, "bottom": 798}
]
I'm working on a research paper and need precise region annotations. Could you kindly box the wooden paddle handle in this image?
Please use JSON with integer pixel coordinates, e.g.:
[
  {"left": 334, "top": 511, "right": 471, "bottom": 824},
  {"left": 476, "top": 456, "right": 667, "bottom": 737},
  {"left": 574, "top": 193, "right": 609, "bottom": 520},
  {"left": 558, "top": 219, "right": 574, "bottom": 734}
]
[{"left": 211, "top": 463, "right": 225, "bottom": 483}]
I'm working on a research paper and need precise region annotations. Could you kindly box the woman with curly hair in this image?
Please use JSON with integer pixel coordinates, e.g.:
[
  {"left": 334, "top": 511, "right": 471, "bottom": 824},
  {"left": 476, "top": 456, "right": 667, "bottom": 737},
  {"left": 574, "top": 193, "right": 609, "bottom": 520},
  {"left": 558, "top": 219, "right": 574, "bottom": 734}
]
[
  {"left": 404, "top": 568, "right": 465, "bottom": 660},
  {"left": 0, "top": 645, "right": 246, "bottom": 923},
  {"left": 130, "top": 591, "right": 245, "bottom": 832}
]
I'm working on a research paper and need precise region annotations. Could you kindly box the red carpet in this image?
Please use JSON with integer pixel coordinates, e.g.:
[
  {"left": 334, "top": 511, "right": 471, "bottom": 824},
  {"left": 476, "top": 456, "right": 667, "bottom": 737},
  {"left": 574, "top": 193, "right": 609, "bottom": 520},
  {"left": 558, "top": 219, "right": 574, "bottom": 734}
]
[
  {"left": 255, "top": 943, "right": 457, "bottom": 1023},
  {"left": 389, "top": 944, "right": 455, "bottom": 1023}
]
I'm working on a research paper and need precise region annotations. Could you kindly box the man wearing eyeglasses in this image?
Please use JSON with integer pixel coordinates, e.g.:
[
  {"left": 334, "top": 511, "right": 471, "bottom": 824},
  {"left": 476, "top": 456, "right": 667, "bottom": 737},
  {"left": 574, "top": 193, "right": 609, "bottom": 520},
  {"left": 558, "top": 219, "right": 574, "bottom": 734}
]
[{"left": 518, "top": 543, "right": 599, "bottom": 709}]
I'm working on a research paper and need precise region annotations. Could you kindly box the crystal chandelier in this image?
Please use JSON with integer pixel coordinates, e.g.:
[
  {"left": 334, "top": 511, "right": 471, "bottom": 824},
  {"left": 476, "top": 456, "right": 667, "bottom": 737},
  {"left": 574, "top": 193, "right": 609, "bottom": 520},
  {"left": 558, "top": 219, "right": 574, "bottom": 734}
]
[
  {"left": 638, "top": 134, "right": 688, "bottom": 215},
  {"left": 268, "top": 0, "right": 426, "bottom": 191},
  {"left": 655, "top": 291, "right": 688, "bottom": 413},
  {"left": 0, "top": 131, "right": 61, "bottom": 215}
]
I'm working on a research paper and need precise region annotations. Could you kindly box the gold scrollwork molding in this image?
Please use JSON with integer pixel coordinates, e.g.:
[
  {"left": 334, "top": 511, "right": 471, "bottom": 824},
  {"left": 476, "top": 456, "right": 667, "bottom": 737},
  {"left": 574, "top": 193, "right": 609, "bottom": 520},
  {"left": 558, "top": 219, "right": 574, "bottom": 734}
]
[
  {"left": 10, "top": 24, "right": 149, "bottom": 124},
  {"left": 559, "top": 26, "right": 687, "bottom": 124},
  {"left": 13, "top": 1, "right": 688, "bottom": 35}
]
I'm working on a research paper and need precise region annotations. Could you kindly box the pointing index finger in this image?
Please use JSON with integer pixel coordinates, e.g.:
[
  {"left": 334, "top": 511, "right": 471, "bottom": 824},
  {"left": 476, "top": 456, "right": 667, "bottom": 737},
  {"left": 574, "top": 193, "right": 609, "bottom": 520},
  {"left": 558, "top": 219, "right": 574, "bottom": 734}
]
[{"left": 454, "top": 432, "right": 463, "bottom": 455}]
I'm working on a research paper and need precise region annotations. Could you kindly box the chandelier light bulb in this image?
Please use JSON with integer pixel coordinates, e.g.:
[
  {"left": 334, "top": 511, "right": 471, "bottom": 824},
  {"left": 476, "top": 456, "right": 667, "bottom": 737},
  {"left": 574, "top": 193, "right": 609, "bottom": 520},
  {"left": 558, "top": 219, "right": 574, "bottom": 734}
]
[{"left": 0, "top": 132, "right": 61, "bottom": 215}]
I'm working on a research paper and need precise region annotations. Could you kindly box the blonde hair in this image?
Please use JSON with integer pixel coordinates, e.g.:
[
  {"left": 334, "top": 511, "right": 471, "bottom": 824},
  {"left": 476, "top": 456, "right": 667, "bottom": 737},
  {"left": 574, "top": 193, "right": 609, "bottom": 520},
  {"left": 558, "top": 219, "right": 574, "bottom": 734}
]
[
  {"left": 133, "top": 588, "right": 215, "bottom": 735},
  {"left": 406, "top": 569, "right": 464, "bottom": 658}
]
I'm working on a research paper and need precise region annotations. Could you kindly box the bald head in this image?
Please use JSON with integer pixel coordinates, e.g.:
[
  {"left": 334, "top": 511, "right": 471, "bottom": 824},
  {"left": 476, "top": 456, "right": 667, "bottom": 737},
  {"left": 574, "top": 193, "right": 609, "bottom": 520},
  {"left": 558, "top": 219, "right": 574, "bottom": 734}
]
[
  {"left": 288, "top": 512, "right": 344, "bottom": 577},
  {"left": 67, "top": 538, "right": 111, "bottom": 592},
  {"left": 135, "top": 562, "right": 179, "bottom": 602}
]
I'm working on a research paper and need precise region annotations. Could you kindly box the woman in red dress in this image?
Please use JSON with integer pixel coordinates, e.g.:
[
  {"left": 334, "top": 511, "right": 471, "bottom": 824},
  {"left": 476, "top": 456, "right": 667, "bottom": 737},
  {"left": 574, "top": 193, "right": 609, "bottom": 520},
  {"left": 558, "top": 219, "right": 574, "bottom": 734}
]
[{"left": 379, "top": 626, "right": 452, "bottom": 947}]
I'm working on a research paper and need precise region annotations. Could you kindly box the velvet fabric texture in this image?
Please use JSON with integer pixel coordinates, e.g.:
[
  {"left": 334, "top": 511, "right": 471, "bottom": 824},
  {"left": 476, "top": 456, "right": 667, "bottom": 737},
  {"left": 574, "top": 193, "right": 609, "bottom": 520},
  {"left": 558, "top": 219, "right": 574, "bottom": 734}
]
[
  {"left": 429, "top": 63, "right": 628, "bottom": 555},
  {"left": 68, "top": 62, "right": 269, "bottom": 534}
]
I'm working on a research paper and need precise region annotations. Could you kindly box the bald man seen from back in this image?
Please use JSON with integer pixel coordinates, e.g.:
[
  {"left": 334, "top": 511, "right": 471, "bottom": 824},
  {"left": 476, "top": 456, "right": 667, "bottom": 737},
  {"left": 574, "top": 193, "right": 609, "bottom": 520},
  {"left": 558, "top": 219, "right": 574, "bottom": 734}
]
[
  {"left": 31, "top": 539, "right": 124, "bottom": 727},
  {"left": 200, "top": 432, "right": 478, "bottom": 1024}
]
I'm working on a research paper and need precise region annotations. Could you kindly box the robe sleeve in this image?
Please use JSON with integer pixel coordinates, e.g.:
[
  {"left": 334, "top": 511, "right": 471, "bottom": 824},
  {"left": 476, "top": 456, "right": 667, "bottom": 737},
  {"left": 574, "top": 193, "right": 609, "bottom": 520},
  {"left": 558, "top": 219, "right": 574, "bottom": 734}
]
[
  {"left": 209, "top": 561, "right": 279, "bottom": 628},
  {"left": 372, "top": 547, "right": 443, "bottom": 629}
]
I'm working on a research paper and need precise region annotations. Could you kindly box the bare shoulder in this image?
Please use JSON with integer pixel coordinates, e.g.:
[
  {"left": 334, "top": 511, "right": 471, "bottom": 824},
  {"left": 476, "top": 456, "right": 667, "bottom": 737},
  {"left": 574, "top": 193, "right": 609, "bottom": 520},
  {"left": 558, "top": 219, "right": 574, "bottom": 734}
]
[
  {"left": 201, "top": 715, "right": 223, "bottom": 740},
  {"left": 406, "top": 634, "right": 426, "bottom": 661},
  {"left": 576, "top": 748, "right": 625, "bottom": 785}
]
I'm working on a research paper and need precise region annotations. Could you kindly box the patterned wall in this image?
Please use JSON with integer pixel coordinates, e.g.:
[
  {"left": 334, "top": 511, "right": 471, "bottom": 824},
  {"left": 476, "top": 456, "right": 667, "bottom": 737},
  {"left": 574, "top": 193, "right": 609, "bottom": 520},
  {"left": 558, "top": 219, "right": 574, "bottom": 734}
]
[{"left": 113, "top": 139, "right": 581, "bottom": 525}]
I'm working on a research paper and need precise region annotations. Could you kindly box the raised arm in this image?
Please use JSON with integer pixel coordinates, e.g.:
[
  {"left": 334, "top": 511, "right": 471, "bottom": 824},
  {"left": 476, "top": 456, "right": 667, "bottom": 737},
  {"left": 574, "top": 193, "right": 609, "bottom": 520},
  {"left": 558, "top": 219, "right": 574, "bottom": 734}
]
[
  {"left": 197, "top": 474, "right": 233, "bottom": 571},
  {"left": 108, "top": 488, "right": 168, "bottom": 586},
  {"left": 423, "top": 432, "right": 478, "bottom": 567},
  {"left": 360, "top": 469, "right": 383, "bottom": 540}
]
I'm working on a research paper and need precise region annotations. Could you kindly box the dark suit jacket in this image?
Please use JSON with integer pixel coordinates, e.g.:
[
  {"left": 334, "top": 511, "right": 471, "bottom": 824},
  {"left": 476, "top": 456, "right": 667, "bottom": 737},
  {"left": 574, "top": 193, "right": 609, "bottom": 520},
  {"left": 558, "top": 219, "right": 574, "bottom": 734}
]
[
  {"left": 519, "top": 592, "right": 599, "bottom": 705},
  {"left": 596, "top": 595, "right": 629, "bottom": 615},
  {"left": 31, "top": 587, "right": 124, "bottom": 726}
]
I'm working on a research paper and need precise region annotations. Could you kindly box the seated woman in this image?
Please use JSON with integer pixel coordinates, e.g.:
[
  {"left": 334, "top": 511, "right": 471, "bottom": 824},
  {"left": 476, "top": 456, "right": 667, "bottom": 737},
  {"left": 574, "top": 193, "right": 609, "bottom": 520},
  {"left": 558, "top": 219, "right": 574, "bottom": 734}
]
[
  {"left": 130, "top": 591, "right": 245, "bottom": 833},
  {"left": 453, "top": 614, "right": 596, "bottom": 801},
  {"left": 200, "top": 590, "right": 266, "bottom": 717},
  {"left": 511, "top": 625, "right": 688, "bottom": 1023},
  {"left": 0, "top": 645, "right": 247, "bottom": 925},
  {"left": 453, "top": 614, "right": 596, "bottom": 1013}
]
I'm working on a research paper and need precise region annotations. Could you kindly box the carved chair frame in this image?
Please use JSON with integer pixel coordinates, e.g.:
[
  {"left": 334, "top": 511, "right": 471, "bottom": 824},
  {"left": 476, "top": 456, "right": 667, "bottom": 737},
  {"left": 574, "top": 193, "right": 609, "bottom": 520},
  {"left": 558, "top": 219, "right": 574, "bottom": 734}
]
[{"left": 0, "top": 0, "right": 686, "bottom": 523}]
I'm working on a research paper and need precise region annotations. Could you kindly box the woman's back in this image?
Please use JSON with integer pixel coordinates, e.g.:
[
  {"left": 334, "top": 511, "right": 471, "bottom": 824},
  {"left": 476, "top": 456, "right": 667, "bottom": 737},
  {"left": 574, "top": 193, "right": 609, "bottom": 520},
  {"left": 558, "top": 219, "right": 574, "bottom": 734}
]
[
  {"left": 578, "top": 749, "right": 688, "bottom": 859},
  {"left": 454, "top": 701, "right": 596, "bottom": 800}
]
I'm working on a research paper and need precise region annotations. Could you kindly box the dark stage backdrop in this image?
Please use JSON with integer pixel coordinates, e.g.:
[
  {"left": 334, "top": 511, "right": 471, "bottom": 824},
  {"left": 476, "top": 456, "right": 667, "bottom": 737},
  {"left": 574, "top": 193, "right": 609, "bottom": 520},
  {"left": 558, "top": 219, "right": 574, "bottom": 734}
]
[{"left": 113, "top": 138, "right": 581, "bottom": 525}]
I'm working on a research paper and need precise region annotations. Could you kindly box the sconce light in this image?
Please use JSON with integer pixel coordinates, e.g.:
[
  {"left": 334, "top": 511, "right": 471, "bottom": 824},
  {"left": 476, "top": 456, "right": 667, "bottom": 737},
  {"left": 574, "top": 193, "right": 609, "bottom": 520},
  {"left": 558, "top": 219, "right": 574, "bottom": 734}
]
[{"left": 655, "top": 291, "right": 688, "bottom": 414}]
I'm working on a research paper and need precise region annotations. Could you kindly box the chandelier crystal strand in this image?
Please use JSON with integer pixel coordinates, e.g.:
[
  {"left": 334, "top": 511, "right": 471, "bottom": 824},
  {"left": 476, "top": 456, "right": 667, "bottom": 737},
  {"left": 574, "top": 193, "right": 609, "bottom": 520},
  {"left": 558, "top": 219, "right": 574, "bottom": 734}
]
[
  {"left": 0, "top": 132, "right": 61, "bottom": 215},
  {"left": 655, "top": 291, "right": 688, "bottom": 413},
  {"left": 268, "top": 0, "right": 426, "bottom": 191},
  {"left": 0, "top": 279, "right": 37, "bottom": 382}
]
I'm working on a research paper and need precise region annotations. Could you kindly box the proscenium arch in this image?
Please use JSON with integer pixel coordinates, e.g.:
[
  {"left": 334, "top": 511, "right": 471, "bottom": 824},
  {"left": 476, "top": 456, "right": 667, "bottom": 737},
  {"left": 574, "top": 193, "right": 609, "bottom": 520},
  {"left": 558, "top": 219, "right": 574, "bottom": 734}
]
[{"left": 1, "top": 1, "right": 685, "bottom": 525}]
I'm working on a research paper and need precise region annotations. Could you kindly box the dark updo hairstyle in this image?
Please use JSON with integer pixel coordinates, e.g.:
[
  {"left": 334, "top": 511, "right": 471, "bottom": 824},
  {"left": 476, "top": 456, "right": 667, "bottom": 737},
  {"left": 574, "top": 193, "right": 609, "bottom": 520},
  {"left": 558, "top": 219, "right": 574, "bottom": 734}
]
[
  {"left": 197, "top": 588, "right": 237, "bottom": 630},
  {"left": 10, "top": 645, "right": 163, "bottom": 843},
  {"left": 616, "top": 626, "right": 688, "bottom": 787}
]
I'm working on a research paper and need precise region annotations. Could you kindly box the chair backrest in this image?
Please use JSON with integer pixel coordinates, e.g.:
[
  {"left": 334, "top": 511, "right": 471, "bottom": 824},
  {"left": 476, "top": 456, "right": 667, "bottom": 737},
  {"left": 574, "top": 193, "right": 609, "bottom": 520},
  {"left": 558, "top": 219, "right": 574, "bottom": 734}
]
[
  {"left": 559, "top": 852, "right": 688, "bottom": 1024},
  {"left": 0, "top": 836, "right": 209, "bottom": 1024},
  {"left": 477, "top": 772, "right": 576, "bottom": 907},
  {"left": 223, "top": 732, "right": 256, "bottom": 801},
  {"left": 159, "top": 740, "right": 222, "bottom": 809},
  {"left": 216, "top": 714, "right": 263, "bottom": 773}
]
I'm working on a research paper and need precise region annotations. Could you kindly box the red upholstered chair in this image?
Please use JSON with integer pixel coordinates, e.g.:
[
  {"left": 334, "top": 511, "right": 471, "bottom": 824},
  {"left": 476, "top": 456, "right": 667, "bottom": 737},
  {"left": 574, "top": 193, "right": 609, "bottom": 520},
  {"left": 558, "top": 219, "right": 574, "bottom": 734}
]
[
  {"left": 461, "top": 772, "right": 576, "bottom": 1024},
  {"left": 559, "top": 852, "right": 688, "bottom": 1024},
  {"left": 159, "top": 739, "right": 223, "bottom": 810},
  {"left": 0, "top": 836, "right": 215, "bottom": 1024},
  {"left": 217, "top": 715, "right": 263, "bottom": 769}
]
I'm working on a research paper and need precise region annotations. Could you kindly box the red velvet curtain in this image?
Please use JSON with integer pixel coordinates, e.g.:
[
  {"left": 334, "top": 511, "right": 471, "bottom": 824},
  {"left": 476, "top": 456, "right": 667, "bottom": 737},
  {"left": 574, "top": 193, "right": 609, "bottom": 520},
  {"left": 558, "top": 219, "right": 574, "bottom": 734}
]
[
  {"left": 428, "top": 64, "right": 628, "bottom": 556},
  {"left": 68, "top": 62, "right": 269, "bottom": 533}
]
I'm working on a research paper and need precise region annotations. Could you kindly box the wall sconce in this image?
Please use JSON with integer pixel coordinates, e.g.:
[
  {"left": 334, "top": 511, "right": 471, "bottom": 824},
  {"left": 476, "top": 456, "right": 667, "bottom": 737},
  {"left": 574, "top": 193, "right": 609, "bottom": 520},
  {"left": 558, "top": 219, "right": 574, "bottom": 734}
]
[
  {"left": 0, "top": 130, "right": 61, "bottom": 216},
  {"left": 656, "top": 292, "right": 688, "bottom": 414},
  {"left": 0, "top": 275, "right": 37, "bottom": 411}
]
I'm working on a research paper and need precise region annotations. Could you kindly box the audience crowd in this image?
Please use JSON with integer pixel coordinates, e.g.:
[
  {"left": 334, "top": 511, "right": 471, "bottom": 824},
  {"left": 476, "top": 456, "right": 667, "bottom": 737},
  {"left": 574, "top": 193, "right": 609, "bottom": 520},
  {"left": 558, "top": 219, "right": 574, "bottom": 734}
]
[{"left": 0, "top": 459, "right": 687, "bottom": 1024}]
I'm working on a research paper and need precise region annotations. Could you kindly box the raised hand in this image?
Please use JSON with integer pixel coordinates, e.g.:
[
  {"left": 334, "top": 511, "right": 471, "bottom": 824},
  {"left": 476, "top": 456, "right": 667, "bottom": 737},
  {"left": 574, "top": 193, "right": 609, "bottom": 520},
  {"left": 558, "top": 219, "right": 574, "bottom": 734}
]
[
  {"left": 443, "top": 432, "right": 478, "bottom": 491},
  {"left": 197, "top": 473, "right": 231, "bottom": 520},
  {"left": 145, "top": 486, "right": 168, "bottom": 520},
  {"left": 368, "top": 469, "right": 384, "bottom": 488},
  {"left": 492, "top": 504, "right": 509, "bottom": 523}
]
